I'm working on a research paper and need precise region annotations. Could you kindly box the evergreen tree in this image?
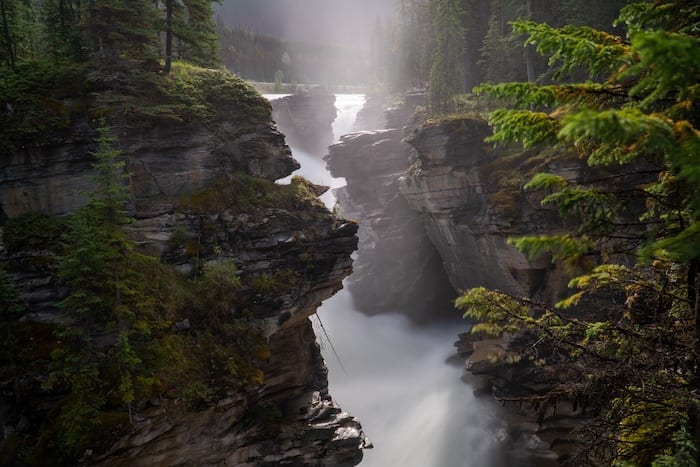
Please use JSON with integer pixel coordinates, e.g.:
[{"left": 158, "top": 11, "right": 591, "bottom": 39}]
[
  {"left": 462, "top": 0, "right": 490, "bottom": 91},
  {"left": 0, "top": 0, "right": 40, "bottom": 69},
  {"left": 463, "top": 1, "right": 700, "bottom": 463},
  {"left": 394, "top": 0, "right": 430, "bottom": 89},
  {"left": 162, "top": 0, "right": 220, "bottom": 74},
  {"left": 85, "top": 0, "right": 159, "bottom": 67},
  {"left": 429, "top": 0, "right": 465, "bottom": 112},
  {"left": 40, "top": 0, "right": 85, "bottom": 62},
  {"left": 47, "top": 120, "right": 158, "bottom": 457},
  {"left": 479, "top": 0, "right": 526, "bottom": 83}
]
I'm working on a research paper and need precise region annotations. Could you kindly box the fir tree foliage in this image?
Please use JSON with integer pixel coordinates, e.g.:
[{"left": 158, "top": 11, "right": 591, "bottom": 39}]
[
  {"left": 162, "top": 0, "right": 220, "bottom": 74},
  {"left": 0, "top": 0, "right": 221, "bottom": 72},
  {"left": 462, "top": 1, "right": 700, "bottom": 463},
  {"left": 428, "top": 0, "right": 465, "bottom": 113},
  {"left": 46, "top": 120, "right": 156, "bottom": 456}
]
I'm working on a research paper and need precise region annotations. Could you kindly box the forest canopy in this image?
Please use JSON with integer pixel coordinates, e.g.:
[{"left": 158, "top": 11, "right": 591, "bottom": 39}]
[{"left": 448, "top": 0, "right": 700, "bottom": 464}]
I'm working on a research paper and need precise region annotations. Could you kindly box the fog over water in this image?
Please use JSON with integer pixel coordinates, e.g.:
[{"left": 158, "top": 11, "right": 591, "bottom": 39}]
[
  {"left": 268, "top": 94, "right": 512, "bottom": 466},
  {"left": 316, "top": 291, "right": 509, "bottom": 467}
]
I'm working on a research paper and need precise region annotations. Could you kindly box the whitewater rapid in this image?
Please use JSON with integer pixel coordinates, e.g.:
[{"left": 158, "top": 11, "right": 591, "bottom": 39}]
[{"left": 268, "top": 93, "right": 510, "bottom": 467}]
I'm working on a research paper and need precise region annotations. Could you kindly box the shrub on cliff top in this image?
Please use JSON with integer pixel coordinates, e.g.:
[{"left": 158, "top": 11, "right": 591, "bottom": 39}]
[
  {"left": 161, "top": 61, "right": 271, "bottom": 124},
  {"left": 179, "top": 173, "right": 327, "bottom": 217}
]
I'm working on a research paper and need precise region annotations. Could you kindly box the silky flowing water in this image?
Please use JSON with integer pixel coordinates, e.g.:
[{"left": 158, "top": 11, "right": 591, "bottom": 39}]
[{"left": 267, "top": 94, "right": 512, "bottom": 467}]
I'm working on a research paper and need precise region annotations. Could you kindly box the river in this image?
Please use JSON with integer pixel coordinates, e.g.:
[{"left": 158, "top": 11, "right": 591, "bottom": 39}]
[{"left": 266, "top": 93, "right": 511, "bottom": 467}]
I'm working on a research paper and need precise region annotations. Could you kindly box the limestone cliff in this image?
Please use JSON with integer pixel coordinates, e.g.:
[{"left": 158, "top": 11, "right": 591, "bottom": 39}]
[
  {"left": 399, "top": 116, "right": 592, "bottom": 463},
  {"left": 326, "top": 94, "right": 584, "bottom": 462},
  {"left": 399, "top": 117, "right": 570, "bottom": 300},
  {"left": 324, "top": 104, "right": 455, "bottom": 321},
  {"left": 0, "top": 69, "right": 367, "bottom": 465}
]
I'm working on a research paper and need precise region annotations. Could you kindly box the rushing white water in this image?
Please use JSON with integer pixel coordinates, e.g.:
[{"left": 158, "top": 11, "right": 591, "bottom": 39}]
[
  {"left": 265, "top": 93, "right": 363, "bottom": 208},
  {"left": 267, "top": 93, "right": 509, "bottom": 467},
  {"left": 315, "top": 292, "right": 508, "bottom": 467}
]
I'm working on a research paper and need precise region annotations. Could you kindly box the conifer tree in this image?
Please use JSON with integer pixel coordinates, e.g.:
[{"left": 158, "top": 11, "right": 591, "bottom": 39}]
[
  {"left": 461, "top": 1, "right": 700, "bottom": 463},
  {"left": 0, "top": 0, "right": 40, "bottom": 68},
  {"left": 479, "top": 0, "right": 526, "bottom": 83},
  {"left": 85, "top": 0, "right": 159, "bottom": 67},
  {"left": 40, "top": 0, "right": 85, "bottom": 62},
  {"left": 162, "top": 0, "right": 220, "bottom": 74},
  {"left": 428, "top": 0, "right": 465, "bottom": 112},
  {"left": 48, "top": 120, "right": 157, "bottom": 457}
]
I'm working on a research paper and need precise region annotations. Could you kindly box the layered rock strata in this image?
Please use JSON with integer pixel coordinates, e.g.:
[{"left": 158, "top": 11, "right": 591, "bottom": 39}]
[
  {"left": 0, "top": 88, "right": 367, "bottom": 464},
  {"left": 400, "top": 116, "right": 594, "bottom": 464},
  {"left": 399, "top": 118, "right": 553, "bottom": 296},
  {"left": 325, "top": 99, "right": 456, "bottom": 321},
  {"left": 328, "top": 92, "right": 582, "bottom": 462},
  {"left": 92, "top": 192, "right": 367, "bottom": 466}
]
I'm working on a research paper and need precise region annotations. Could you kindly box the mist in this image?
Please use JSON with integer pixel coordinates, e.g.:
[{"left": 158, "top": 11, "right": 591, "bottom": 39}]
[
  {"left": 215, "top": 0, "right": 394, "bottom": 49},
  {"left": 262, "top": 90, "right": 512, "bottom": 466}
]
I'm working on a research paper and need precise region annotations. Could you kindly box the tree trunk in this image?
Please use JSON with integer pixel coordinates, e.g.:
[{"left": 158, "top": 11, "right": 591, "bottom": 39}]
[
  {"left": 692, "top": 263, "right": 699, "bottom": 342},
  {"left": 690, "top": 260, "right": 700, "bottom": 387},
  {"left": 524, "top": 0, "right": 536, "bottom": 82},
  {"left": 164, "top": 0, "right": 173, "bottom": 74},
  {"left": 0, "top": 0, "right": 15, "bottom": 70}
]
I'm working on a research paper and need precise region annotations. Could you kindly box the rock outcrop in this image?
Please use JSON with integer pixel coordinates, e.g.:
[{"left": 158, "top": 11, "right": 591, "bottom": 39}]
[
  {"left": 0, "top": 121, "right": 298, "bottom": 220},
  {"left": 324, "top": 104, "right": 456, "bottom": 321},
  {"left": 401, "top": 119, "right": 535, "bottom": 296},
  {"left": 91, "top": 192, "right": 368, "bottom": 466},
  {"left": 0, "top": 78, "right": 367, "bottom": 464},
  {"left": 271, "top": 88, "right": 337, "bottom": 155},
  {"left": 399, "top": 116, "right": 595, "bottom": 464},
  {"left": 327, "top": 92, "right": 582, "bottom": 463}
]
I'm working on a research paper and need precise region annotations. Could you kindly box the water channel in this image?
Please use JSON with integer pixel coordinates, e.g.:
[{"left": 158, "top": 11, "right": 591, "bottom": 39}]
[{"left": 267, "top": 93, "right": 510, "bottom": 467}]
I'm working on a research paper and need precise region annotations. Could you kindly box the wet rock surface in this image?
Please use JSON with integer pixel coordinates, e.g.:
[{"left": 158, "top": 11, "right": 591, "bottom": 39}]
[
  {"left": 329, "top": 91, "right": 586, "bottom": 464},
  {"left": 400, "top": 118, "right": 556, "bottom": 296},
  {"left": 324, "top": 103, "right": 456, "bottom": 322}
]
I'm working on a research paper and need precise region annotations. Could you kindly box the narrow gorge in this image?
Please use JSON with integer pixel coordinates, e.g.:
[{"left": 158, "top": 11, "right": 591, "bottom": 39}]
[
  {"left": 297, "top": 90, "right": 584, "bottom": 466},
  {"left": 270, "top": 89, "right": 562, "bottom": 466},
  {"left": 0, "top": 77, "right": 595, "bottom": 466}
]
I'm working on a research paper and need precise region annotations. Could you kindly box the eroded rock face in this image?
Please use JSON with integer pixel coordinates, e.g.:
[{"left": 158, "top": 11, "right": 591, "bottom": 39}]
[
  {"left": 91, "top": 189, "right": 367, "bottom": 465},
  {"left": 325, "top": 122, "right": 455, "bottom": 321},
  {"left": 271, "top": 88, "right": 337, "bottom": 155},
  {"left": 400, "top": 118, "right": 567, "bottom": 299},
  {"left": 400, "top": 116, "right": 594, "bottom": 464},
  {"left": 96, "top": 304, "right": 368, "bottom": 467},
  {"left": 0, "top": 99, "right": 367, "bottom": 463},
  {"left": 0, "top": 122, "right": 298, "bottom": 220}
]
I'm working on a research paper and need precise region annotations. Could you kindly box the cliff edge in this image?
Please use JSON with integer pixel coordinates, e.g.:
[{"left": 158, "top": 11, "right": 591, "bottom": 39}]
[{"left": 0, "top": 63, "right": 367, "bottom": 465}]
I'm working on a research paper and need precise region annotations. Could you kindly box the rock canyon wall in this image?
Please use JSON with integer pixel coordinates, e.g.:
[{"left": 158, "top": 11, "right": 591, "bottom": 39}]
[{"left": 0, "top": 80, "right": 367, "bottom": 465}]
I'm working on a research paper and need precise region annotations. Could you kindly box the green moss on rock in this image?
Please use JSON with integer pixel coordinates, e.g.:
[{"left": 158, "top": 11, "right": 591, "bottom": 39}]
[
  {"left": 161, "top": 62, "right": 271, "bottom": 124},
  {"left": 179, "top": 173, "right": 326, "bottom": 216}
]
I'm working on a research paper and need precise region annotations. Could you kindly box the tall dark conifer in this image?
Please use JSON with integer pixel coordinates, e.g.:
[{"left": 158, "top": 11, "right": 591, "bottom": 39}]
[
  {"left": 464, "top": 2, "right": 700, "bottom": 463},
  {"left": 161, "top": 0, "right": 219, "bottom": 74},
  {"left": 429, "top": 0, "right": 465, "bottom": 112},
  {"left": 86, "top": 0, "right": 159, "bottom": 67}
]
